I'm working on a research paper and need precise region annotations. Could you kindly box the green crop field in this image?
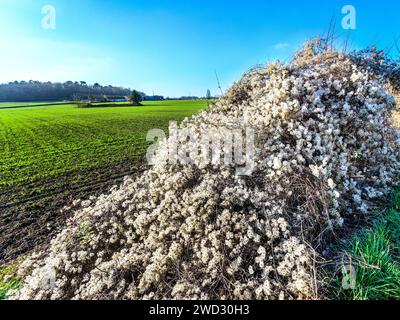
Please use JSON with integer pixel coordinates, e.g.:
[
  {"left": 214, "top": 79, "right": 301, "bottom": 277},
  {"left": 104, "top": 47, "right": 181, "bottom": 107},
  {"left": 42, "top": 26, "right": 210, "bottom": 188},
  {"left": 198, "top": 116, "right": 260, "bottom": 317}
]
[{"left": 0, "top": 100, "right": 207, "bottom": 261}]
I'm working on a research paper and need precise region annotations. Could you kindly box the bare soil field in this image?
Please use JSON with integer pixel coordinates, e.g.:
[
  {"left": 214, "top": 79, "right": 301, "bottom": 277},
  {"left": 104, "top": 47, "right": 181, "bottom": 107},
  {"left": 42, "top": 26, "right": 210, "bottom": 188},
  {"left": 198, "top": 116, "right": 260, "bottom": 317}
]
[{"left": 0, "top": 158, "right": 148, "bottom": 262}]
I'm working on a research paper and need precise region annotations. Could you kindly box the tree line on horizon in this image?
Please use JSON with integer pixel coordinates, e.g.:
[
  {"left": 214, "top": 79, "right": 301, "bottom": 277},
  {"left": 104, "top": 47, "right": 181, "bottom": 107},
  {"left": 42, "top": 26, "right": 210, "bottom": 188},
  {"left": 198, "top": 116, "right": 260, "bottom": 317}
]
[
  {"left": 0, "top": 80, "right": 218, "bottom": 103},
  {"left": 0, "top": 80, "right": 140, "bottom": 102}
]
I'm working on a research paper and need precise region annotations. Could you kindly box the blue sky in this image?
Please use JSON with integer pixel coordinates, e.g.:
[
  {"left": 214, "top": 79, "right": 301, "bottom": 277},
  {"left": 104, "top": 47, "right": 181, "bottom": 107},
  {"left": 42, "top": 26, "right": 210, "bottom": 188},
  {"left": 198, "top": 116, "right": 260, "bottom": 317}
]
[{"left": 0, "top": 0, "right": 399, "bottom": 97}]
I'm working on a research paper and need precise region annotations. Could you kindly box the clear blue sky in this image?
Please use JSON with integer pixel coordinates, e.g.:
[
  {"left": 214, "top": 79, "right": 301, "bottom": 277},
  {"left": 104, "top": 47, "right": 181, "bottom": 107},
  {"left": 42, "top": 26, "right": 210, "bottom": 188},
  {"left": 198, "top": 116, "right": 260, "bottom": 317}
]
[{"left": 0, "top": 0, "right": 399, "bottom": 97}]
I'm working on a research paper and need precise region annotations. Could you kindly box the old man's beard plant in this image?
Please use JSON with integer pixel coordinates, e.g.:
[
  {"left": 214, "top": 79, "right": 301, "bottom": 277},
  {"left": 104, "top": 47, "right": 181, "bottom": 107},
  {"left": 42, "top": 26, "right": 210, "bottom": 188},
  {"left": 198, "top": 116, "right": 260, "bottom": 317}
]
[{"left": 13, "top": 44, "right": 400, "bottom": 300}]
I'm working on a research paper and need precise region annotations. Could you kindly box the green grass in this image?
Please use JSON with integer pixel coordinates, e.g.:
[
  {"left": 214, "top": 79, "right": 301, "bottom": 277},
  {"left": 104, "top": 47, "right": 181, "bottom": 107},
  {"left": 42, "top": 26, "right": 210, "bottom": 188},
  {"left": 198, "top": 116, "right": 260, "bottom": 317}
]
[
  {"left": 0, "top": 265, "right": 21, "bottom": 300},
  {"left": 0, "top": 100, "right": 206, "bottom": 188},
  {"left": 326, "top": 190, "right": 400, "bottom": 300}
]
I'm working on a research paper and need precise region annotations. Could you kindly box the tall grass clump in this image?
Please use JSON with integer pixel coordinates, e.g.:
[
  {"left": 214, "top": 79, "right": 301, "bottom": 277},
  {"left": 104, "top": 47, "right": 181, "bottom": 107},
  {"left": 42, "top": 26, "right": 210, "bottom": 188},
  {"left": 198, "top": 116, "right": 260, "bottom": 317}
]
[
  {"left": 324, "top": 190, "right": 400, "bottom": 300},
  {"left": 0, "top": 266, "right": 21, "bottom": 300}
]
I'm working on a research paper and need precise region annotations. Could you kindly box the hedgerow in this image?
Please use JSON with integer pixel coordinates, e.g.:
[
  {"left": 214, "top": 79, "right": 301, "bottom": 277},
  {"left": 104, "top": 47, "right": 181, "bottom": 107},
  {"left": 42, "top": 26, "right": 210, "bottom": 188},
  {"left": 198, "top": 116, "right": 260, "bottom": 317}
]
[{"left": 12, "top": 41, "right": 400, "bottom": 300}]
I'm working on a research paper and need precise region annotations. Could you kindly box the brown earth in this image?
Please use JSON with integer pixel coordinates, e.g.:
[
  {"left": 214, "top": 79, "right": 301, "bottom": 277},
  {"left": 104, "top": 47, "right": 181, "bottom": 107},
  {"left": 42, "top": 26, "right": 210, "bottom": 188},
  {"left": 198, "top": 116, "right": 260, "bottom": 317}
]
[{"left": 0, "top": 159, "right": 147, "bottom": 263}]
